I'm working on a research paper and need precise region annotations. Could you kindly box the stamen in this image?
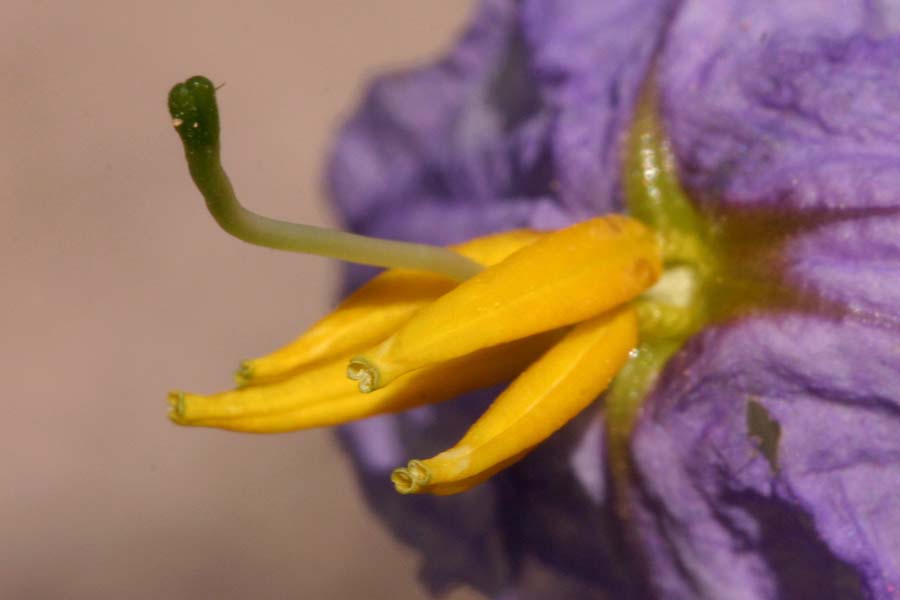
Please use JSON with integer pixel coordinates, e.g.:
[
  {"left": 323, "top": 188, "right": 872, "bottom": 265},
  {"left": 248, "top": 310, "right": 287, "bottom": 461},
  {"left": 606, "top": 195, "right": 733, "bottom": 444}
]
[
  {"left": 351, "top": 215, "right": 660, "bottom": 392},
  {"left": 392, "top": 306, "right": 638, "bottom": 495},
  {"left": 346, "top": 357, "right": 379, "bottom": 393},
  {"left": 170, "top": 355, "right": 356, "bottom": 423},
  {"left": 237, "top": 270, "right": 455, "bottom": 386},
  {"left": 390, "top": 467, "right": 420, "bottom": 494},
  {"left": 169, "top": 331, "right": 561, "bottom": 432},
  {"left": 238, "top": 229, "right": 545, "bottom": 387},
  {"left": 167, "top": 75, "right": 483, "bottom": 280},
  {"left": 167, "top": 391, "right": 186, "bottom": 419},
  {"left": 392, "top": 451, "right": 528, "bottom": 496}
]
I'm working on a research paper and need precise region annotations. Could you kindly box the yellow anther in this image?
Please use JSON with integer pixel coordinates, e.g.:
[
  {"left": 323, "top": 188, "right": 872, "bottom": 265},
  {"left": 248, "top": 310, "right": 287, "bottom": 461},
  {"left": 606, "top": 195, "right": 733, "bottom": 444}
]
[
  {"left": 171, "top": 354, "right": 357, "bottom": 423},
  {"left": 392, "top": 452, "right": 528, "bottom": 496},
  {"left": 170, "top": 330, "right": 562, "bottom": 432},
  {"left": 351, "top": 216, "right": 660, "bottom": 392},
  {"left": 237, "top": 229, "right": 545, "bottom": 386},
  {"left": 391, "top": 306, "right": 638, "bottom": 495},
  {"left": 235, "top": 272, "right": 453, "bottom": 387}
]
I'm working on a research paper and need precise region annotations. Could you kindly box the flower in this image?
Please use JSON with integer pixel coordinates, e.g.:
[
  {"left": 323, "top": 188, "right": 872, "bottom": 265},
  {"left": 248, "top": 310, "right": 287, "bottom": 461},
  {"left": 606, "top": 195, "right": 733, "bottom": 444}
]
[
  {"left": 166, "top": 0, "right": 900, "bottom": 598},
  {"left": 324, "top": 1, "right": 900, "bottom": 598}
]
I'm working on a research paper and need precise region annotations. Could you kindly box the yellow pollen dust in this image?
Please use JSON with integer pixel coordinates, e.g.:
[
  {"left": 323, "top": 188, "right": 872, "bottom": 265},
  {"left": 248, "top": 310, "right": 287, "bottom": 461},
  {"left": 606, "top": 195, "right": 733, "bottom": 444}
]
[{"left": 170, "top": 216, "right": 661, "bottom": 495}]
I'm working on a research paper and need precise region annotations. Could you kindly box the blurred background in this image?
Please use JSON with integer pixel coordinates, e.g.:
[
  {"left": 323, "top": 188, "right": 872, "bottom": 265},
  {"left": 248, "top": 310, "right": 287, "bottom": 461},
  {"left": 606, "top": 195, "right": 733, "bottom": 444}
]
[{"left": 1, "top": 1, "right": 483, "bottom": 598}]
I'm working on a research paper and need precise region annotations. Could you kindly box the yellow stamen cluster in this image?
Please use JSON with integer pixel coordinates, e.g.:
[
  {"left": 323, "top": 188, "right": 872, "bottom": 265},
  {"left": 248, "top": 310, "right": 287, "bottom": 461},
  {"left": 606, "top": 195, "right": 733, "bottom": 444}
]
[
  {"left": 166, "top": 74, "right": 666, "bottom": 496},
  {"left": 170, "top": 216, "right": 661, "bottom": 494},
  {"left": 168, "top": 74, "right": 809, "bottom": 497}
]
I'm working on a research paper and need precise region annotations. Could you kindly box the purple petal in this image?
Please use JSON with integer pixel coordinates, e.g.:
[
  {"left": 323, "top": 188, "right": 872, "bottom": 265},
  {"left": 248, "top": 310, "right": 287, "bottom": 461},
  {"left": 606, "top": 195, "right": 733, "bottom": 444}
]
[
  {"left": 787, "top": 210, "right": 900, "bottom": 320},
  {"left": 328, "top": 0, "right": 562, "bottom": 238},
  {"left": 521, "top": 0, "right": 677, "bottom": 216},
  {"left": 660, "top": 2, "right": 900, "bottom": 210},
  {"left": 326, "top": 1, "right": 900, "bottom": 598},
  {"left": 337, "top": 390, "right": 515, "bottom": 596},
  {"left": 631, "top": 316, "right": 900, "bottom": 599}
]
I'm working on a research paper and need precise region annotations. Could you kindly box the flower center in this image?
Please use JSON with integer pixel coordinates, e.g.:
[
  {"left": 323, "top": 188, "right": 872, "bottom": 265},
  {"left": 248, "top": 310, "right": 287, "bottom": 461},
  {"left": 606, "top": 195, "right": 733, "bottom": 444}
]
[{"left": 606, "top": 82, "right": 846, "bottom": 492}]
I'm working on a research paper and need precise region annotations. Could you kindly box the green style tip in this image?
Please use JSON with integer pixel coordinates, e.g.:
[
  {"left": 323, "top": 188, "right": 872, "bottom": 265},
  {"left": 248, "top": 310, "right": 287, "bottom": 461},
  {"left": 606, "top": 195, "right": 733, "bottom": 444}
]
[
  {"left": 168, "top": 75, "right": 220, "bottom": 151},
  {"left": 164, "top": 74, "right": 484, "bottom": 281}
]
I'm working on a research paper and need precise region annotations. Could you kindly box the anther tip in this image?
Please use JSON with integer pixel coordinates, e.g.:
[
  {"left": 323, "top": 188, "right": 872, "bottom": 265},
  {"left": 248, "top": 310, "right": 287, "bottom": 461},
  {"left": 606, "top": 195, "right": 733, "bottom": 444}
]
[
  {"left": 234, "top": 361, "right": 254, "bottom": 387},
  {"left": 347, "top": 357, "right": 379, "bottom": 393},
  {"left": 391, "top": 468, "right": 418, "bottom": 495},
  {"left": 166, "top": 391, "right": 187, "bottom": 422},
  {"left": 406, "top": 460, "right": 431, "bottom": 485},
  {"left": 391, "top": 460, "right": 431, "bottom": 494}
]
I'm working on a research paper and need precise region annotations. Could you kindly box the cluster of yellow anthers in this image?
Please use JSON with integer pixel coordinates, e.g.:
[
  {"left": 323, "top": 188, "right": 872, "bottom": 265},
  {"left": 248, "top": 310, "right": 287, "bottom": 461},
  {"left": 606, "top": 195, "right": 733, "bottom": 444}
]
[
  {"left": 169, "top": 216, "right": 661, "bottom": 495},
  {"left": 166, "top": 75, "right": 665, "bottom": 496}
]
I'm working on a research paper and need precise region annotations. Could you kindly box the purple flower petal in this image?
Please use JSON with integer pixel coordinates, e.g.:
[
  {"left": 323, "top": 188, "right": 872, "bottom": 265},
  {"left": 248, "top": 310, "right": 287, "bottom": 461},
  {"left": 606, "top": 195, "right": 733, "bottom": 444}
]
[
  {"left": 521, "top": 0, "right": 676, "bottom": 216},
  {"left": 327, "top": 1, "right": 900, "bottom": 598},
  {"left": 328, "top": 0, "right": 561, "bottom": 235},
  {"left": 660, "top": 2, "right": 900, "bottom": 210},
  {"left": 337, "top": 390, "right": 516, "bottom": 596},
  {"left": 631, "top": 316, "right": 900, "bottom": 599}
]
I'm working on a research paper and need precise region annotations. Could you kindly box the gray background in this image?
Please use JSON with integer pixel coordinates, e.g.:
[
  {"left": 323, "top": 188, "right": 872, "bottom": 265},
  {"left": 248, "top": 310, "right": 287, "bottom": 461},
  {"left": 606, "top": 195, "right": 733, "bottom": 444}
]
[{"left": 1, "top": 1, "right": 484, "bottom": 598}]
